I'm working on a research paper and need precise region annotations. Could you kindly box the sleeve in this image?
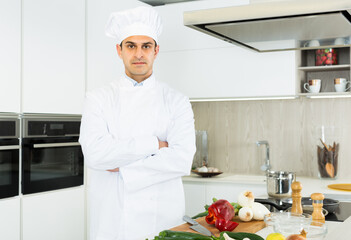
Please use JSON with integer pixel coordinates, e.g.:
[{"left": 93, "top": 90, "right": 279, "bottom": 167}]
[
  {"left": 119, "top": 93, "right": 196, "bottom": 192},
  {"left": 79, "top": 91, "right": 159, "bottom": 171}
]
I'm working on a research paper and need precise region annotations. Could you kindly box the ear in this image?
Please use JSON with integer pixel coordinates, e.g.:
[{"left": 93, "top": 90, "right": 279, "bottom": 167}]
[
  {"left": 116, "top": 44, "right": 122, "bottom": 58},
  {"left": 154, "top": 45, "right": 160, "bottom": 58}
]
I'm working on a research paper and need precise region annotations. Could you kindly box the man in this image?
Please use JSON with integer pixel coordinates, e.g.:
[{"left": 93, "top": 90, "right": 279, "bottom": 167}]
[{"left": 79, "top": 6, "right": 196, "bottom": 240}]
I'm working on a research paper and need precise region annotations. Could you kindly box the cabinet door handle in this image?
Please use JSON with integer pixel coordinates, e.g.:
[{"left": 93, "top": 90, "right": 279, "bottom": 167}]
[
  {"left": 0, "top": 145, "right": 20, "bottom": 150},
  {"left": 33, "top": 142, "right": 80, "bottom": 148}
]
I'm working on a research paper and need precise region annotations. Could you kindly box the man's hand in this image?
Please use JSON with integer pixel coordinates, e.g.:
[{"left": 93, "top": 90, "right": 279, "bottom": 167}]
[
  {"left": 107, "top": 168, "right": 119, "bottom": 172},
  {"left": 158, "top": 139, "right": 168, "bottom": 149}
]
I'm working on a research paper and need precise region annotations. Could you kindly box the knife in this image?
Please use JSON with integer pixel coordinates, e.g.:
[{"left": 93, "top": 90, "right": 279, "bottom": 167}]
[{"left": 183, "top": 215, "right": 213, "bottom": 237}]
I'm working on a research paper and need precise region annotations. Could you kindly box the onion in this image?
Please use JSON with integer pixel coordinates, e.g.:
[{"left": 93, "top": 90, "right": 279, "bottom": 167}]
[
  {"left": 223, "top": 233, "right": 235, "bottom": 240},
  {"left": 198, "top": 166, "right": 208, "bottom": 172},
  {"left": 286, "top": 229, "right": 307, "bottom": 240},
  {"left": 251, "top": 202, "right": 270, "bottom": 220},
  {"left": 238, "top": 191, "right": 254, "bottom": 207},
  {"left": 238, "top": 206, "right": 253, "bottom": 222},
  {"left": 286, "top": 234, "right": 306, "bottom": 240}
]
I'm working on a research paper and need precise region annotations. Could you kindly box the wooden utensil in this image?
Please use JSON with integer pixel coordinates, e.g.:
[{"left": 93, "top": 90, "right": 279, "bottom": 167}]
[
  {"left": 320, "top": 138, "right": 330, "bottom": 151},
  {"left": 328, "top": 183, "right": 351, "bottom": 192},
  {"left": 325, "top": 162, "right": 335, "bottom": 178}
]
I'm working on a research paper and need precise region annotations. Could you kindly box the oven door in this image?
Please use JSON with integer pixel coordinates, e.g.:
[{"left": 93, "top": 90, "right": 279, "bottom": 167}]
[
  {"left": 22, "top": 137, "right": 83, "bottom": 194},
  {"left": 0, "top": 139, "right": 19, "bottom": 199}
]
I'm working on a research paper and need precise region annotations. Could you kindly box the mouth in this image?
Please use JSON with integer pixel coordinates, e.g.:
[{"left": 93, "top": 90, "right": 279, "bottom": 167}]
[{"left": 132, "top": 62, "right": 146, "bottom": 65}]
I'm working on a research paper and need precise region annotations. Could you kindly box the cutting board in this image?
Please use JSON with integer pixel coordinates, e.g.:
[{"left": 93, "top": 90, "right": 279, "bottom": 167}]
[
  {"left": 328, "top": 183, "right": 351, "bottom": 192},
  {"left": 171, "top": 216, "right": 266, "bottom": 237}
]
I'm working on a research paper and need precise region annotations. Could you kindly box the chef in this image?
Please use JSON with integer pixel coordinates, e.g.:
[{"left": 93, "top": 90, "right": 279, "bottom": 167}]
[{"left": 79, "top": 6, "right": 196, "bottom": 240}]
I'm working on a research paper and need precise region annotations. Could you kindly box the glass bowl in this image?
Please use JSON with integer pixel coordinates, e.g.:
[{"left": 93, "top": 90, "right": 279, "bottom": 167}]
[
  {"left": 303, "top": 222, "right": 328, "bottom": 240},
  {"left": 264, "top": 212, "right": 312, "bottom": 233},
  {"left": 264, "top": 213, "right": 327, "bottom": 240}
]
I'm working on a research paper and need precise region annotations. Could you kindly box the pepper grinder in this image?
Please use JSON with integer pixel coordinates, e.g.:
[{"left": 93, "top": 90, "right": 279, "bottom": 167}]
[
  {"left": 311, "top": 193, "right": 325, "bottom": 223},
  {"left": 291, "top": 181, "right": 303, "bottom": 214}
]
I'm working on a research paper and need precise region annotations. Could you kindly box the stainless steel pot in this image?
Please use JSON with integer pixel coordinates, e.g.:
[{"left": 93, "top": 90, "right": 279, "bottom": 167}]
[{"left": 266, "top": 170, "right": 295, "bottom": 198}]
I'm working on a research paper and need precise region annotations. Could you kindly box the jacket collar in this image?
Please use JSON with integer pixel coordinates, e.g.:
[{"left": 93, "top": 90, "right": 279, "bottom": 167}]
[{"left": 119, "top": 73, "right": 156, "bottom": 89}]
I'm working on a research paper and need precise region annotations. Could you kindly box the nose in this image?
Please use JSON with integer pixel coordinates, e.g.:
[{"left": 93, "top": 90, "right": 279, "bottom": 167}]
[{"left": 135, "top": 46, "right": 143, "bottom": 59}]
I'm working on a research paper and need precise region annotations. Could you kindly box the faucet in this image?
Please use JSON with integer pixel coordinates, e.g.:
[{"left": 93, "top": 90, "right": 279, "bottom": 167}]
[{"left": 256, "top": 140, "right": 271, "bottom": 172}]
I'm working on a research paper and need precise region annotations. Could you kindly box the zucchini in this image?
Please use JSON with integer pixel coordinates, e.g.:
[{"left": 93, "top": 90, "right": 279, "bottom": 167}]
[
  {"left": 159, "top": 230, "right": 216, "bottom": 240},
  {"left": 219, "top": 232, "right": 264, "bottom": 240}
]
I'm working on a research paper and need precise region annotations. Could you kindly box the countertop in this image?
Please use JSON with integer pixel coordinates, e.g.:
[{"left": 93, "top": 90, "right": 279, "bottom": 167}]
[{"left": 183, "top": 173, "right": 351, "bottom": 200}]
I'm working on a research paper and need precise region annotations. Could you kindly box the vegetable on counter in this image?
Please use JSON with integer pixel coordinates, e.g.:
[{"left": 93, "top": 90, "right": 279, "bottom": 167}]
[
  {"left": 151, "top": 230, "right": 215, "bottom": 240},
  {"left": 192, "top": 198, "right": 241, "bottom": 219},
  {"left": 238, "top": 207, "right": 253, "bottom": 222},
  {"left": 237, "top": 191, "right": 270, "bottom": 222},
  {"left": 205, "top": 199, "right": 239, "bottom": 232},
  {"left": 147, "top": 230, "right": 264, "bottom": 240},
  {"left": 220, "top": 231, "right": 265, "bottom": 240}
]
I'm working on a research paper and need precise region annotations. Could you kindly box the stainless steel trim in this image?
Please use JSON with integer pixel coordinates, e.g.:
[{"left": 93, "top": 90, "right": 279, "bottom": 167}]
[
  {"left": 21, "top": 114, "right": 81, "bottom": 138},
  {"left": 33, "top": 142, "right": 80, "bottom": 148},
  {"left": 0, "top": 145, "right": 20, "bottom": 150}
]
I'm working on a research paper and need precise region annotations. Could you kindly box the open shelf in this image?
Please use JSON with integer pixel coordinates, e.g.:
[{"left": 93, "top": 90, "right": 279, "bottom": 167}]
[{"left": 298, "top": 64, "right": 350, "bottom": 72}]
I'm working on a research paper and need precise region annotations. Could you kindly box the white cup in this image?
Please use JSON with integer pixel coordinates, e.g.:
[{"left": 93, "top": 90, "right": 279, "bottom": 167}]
[
  {"left": 334, "top": 38, "right": 346, "bottom": 45},
  {"left": 304, "top": 79, "right": 321, "bottom": 93},
  {"left": 306, "top": 39, "right": 320, "bottom": 47},
  {"left": 334, "top": 78, "right": 350, "bottom": 92}
]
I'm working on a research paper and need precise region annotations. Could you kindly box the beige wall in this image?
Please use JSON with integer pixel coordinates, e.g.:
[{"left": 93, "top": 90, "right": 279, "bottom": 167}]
[{"left": 191, "top": 97, "right": 351, "bottom": 179}]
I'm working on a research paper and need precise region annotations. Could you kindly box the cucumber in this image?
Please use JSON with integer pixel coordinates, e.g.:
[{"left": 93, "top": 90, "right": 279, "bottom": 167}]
[{"left": 219, "top": 232, "right": 264, "bottom": 240}]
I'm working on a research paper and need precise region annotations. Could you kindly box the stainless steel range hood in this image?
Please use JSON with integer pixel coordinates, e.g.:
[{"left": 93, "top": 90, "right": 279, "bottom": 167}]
[
  {"left": 139, "top": 0, "right": 202, "bottom": 6},
  {"left": 184, "top": 0, "right": 351, "bottom": 52}
]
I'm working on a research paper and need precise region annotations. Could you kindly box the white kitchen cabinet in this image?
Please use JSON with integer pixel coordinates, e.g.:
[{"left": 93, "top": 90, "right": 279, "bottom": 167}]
[
  {"left": 0, "top": 0, "right": 21, "bottom": 113},
  {"left": 155, "top": 48, "right": 296, "bottom": 99},
  {"left": 183, "top": 182, "right": 207, "bottom": 217},
  {"left": 0, "top": 197, "right": 20, "bottom": 240},
  {"left": 22, "top": 0, "right": 85, "bottom": 114},
  {"left": 22, "top": 187, "right": 85, "bottom": 240}
]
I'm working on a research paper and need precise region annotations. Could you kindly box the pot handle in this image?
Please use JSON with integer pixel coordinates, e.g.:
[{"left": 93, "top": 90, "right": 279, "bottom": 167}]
[{"left": 255, "top": 198, "right": 290, "bottom": 211}]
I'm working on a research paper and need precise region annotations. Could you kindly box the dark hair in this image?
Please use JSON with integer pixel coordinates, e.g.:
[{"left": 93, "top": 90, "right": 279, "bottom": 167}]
[{"left": 119, "top": 40, "right": 157, "bottom": 50}]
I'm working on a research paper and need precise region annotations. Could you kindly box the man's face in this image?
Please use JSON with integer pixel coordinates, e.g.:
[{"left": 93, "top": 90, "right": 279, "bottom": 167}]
[{"left": 117, "top": 35, "right": 159, "bottom": 82}]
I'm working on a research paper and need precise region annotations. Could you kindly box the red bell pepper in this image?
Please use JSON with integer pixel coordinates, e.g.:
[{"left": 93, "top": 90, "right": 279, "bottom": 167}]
[
  {"left": 205, "top": 199, "right": 239, "bottom": 232},
  {"left": 215, "top": 218, "right": 239, "bottom": 232}
]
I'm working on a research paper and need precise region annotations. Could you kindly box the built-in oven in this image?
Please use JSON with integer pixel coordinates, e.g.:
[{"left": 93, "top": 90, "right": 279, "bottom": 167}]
[
  {"left": 21, "top": 114, "right": 84, "bottom": 194},
  {"left": 0, "top": 114, "right": 20, "bottom": 199}
]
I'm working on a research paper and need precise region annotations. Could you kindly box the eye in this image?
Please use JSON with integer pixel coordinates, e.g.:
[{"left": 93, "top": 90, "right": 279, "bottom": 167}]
[
  {"left": 127, "top": 45, "right": 135, "bottom": 49},
  {"left": 143, "top": 45, "right": 152, "bottom": 49}
]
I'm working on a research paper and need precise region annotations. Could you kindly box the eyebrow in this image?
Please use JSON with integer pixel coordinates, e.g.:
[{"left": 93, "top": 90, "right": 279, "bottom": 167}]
[{"left": 124, "top": 41, "right": 154, "bottom": 46}]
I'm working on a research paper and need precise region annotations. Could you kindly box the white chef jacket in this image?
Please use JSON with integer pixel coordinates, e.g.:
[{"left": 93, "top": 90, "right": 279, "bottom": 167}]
[{"left": 79, "top": 74, "right": 196, "bottom": 240}]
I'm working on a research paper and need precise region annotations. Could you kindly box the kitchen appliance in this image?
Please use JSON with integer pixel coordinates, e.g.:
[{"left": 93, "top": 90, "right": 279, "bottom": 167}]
[
  {"left": 0, "top": 113, "right": 20, "bottom": 199},
  {"left": 21, "top": 114, "right": 83, "bottom": 194},
  {"left": 256, "top": 197, "right": 339, "bottom": 214},
  {"left": 256, "top": 198, "right": 351, "bottom": 222},
  {"left": 266, "top": 171, "right": 295, "bottom": 198},
  {"left": 182, "top": 0, "right": 351, "bottom": 52}
]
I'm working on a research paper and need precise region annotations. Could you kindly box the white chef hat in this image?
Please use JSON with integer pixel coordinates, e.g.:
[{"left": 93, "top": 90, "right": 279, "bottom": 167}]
[{"left": 105, "top": 6, "right": 163, "bottom": 44}]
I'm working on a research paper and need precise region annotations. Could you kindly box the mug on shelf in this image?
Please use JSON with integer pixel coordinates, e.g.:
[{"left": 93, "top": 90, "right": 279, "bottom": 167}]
[
  {"left": 334, "top": 78, "right": 350, "bottom": 92},
  {"left": 304, "top": 79, "right": 321, "bottom": 93}
]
